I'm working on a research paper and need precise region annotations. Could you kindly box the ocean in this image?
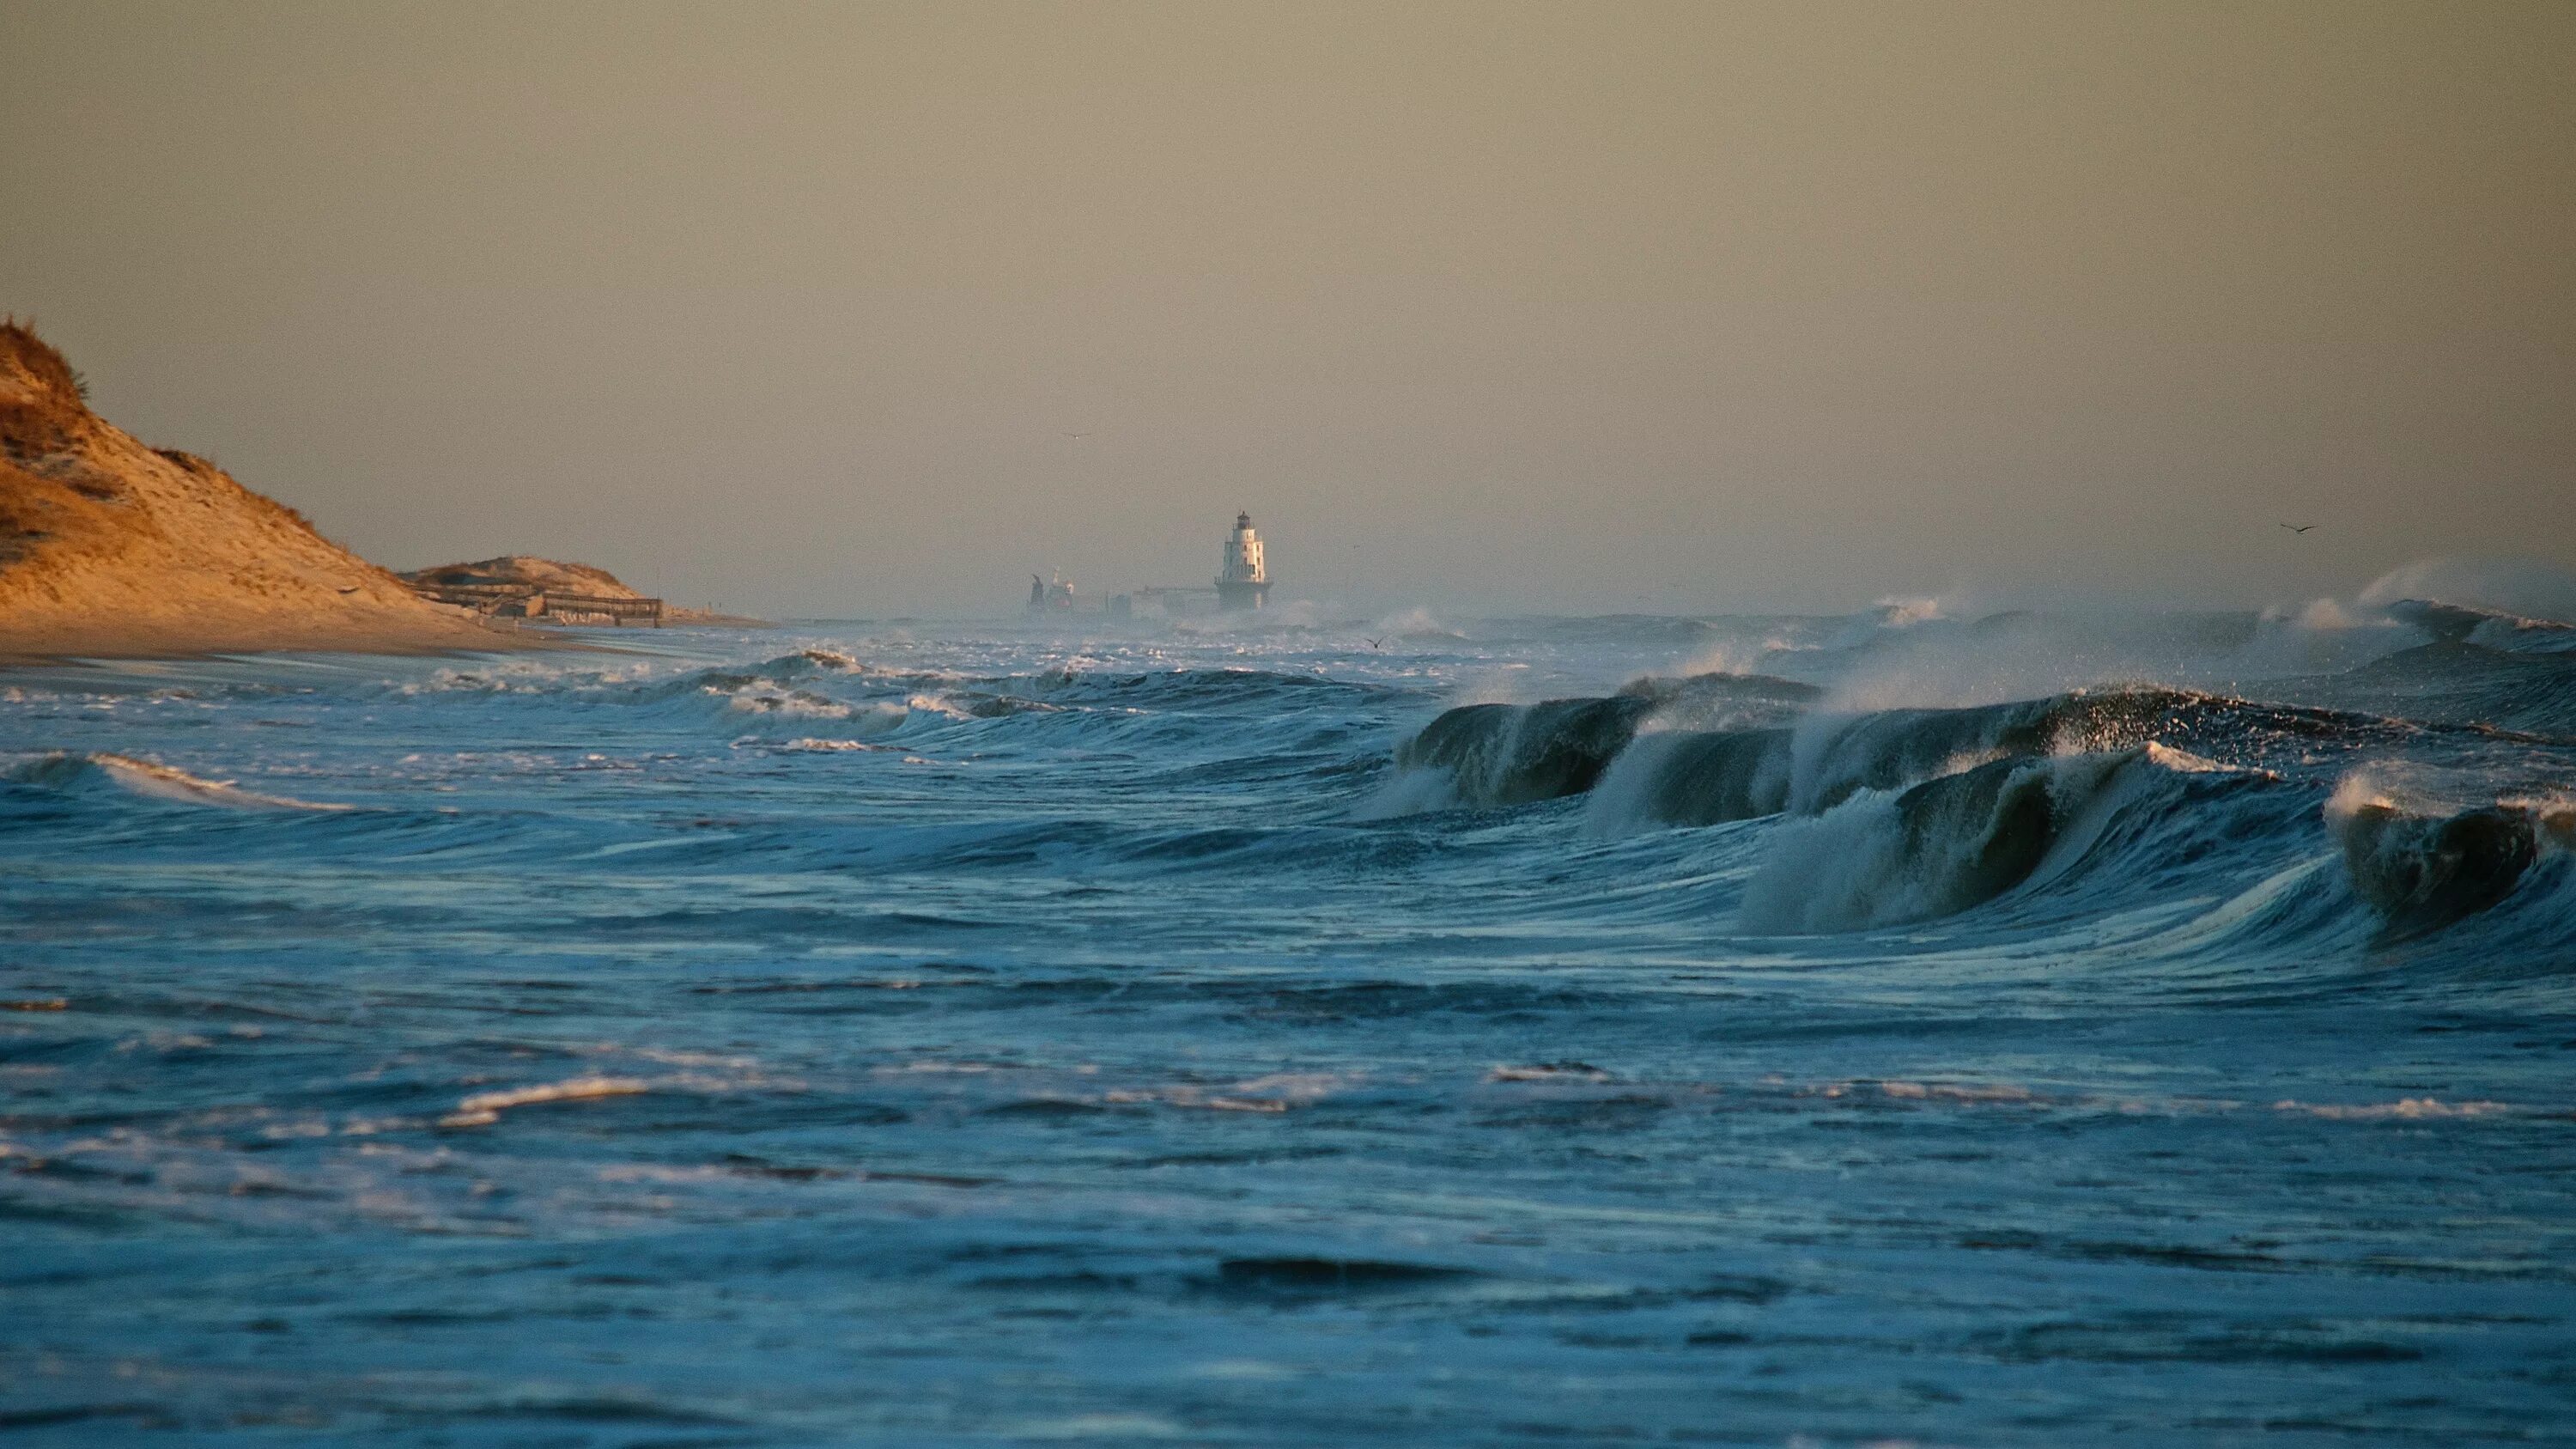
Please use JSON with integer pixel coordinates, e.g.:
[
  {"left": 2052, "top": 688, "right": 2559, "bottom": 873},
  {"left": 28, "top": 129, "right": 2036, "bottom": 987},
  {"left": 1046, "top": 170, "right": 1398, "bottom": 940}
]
[{"left": 3, "top": 600, "right": 2573, "bottom": 1446}]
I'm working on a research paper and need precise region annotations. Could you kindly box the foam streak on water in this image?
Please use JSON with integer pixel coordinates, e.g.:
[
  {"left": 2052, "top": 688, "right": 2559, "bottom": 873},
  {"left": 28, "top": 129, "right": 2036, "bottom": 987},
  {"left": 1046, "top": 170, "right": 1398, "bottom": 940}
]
[{"left": 3, "top": 608, "right": 2573, "bottom": 1446}]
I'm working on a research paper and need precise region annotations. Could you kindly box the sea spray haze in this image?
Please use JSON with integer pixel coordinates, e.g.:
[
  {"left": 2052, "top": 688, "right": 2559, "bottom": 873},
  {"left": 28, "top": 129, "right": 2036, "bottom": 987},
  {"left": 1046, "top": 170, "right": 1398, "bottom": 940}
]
[
  {"left": 4, "top": 572, "right": 2576, "bottom": 1444},
  {"left": 8, "top": 3, "right": 2573, "bottom": 618}
]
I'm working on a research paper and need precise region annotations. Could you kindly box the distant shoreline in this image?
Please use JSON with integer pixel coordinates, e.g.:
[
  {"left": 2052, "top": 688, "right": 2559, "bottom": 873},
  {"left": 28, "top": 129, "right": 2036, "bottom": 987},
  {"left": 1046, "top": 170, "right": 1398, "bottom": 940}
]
[
  {"left": 2, "top": 324, "right": 759, "bottom": 669},
  {"left": 0, "top": 613, "right": 800, "bottom": 669},
  {"left": 0, "top": 613, "right": 571, "bottom": 669}
]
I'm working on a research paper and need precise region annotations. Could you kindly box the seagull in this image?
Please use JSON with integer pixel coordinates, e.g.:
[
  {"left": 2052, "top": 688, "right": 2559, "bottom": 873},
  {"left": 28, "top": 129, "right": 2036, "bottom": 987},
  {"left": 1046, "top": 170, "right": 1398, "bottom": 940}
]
[
  {"left": 2280, "top": 522, "right": 2317, "bottom": 533},
  {"left": 1061, "top": 431, "right": 1092, "bottom": 440},
  {"left": 337, "top": 585, "right": 361, "bottom": 593},
  {"left": 1364, "top": 636, "right": 1386, "bottom": 650}
]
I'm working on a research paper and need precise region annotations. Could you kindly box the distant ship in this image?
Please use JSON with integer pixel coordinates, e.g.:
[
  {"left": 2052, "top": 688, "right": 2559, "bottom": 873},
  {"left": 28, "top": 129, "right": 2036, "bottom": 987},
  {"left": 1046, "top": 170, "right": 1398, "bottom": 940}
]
[
  {"left": 1026, "top": 569, "right": 1076, "bottom": 614},
  {"left": 1024, "top": 513, "right": 1271, "bottom": 617},
  {"left": 1216, "top": 511, "right": 1270, "bottom": 611}
]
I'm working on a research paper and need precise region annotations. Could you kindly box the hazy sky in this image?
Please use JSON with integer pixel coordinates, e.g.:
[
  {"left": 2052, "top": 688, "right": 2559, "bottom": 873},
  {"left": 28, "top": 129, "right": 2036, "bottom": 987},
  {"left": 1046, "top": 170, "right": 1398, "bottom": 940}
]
[{"left": 4, "top": 1, "right": 2570, "bottom": 618}]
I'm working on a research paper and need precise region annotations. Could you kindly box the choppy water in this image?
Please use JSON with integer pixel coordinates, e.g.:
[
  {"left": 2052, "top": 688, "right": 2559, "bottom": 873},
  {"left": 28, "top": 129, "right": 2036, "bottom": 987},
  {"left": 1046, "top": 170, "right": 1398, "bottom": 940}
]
[{"left": 4, "top": 600, "right": 2574, "bottom": 1446}]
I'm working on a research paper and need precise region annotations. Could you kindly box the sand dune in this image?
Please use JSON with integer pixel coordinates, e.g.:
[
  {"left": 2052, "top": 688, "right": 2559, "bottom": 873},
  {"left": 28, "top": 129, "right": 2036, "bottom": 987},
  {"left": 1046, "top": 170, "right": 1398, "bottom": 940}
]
[
  {"left": 402, "top": 554, "right": 767, "bottom": 627},
  {"left": 405, "top": 554, "right": 652, "bottom": 602},
  {"left": 0, "top": 322, "right": 526, "bottom": 661}
]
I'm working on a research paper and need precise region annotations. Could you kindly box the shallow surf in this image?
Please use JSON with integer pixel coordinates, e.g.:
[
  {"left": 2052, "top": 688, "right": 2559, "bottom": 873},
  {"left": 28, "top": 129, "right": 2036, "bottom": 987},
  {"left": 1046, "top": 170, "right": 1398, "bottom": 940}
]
[{"left": 3, "top": 603, "right": 2573, "bottom": 1445}]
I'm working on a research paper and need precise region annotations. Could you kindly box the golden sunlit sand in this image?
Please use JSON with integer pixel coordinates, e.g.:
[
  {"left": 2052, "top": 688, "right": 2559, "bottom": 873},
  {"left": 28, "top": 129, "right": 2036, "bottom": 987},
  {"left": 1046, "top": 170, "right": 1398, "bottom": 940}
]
[{"left": 0, "top": 321, "right": 539, "bottom": 663}]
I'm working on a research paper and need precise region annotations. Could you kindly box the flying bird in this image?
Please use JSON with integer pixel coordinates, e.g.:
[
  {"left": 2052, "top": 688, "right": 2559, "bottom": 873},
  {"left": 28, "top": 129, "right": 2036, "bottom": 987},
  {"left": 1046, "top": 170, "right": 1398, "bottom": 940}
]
[
  {"left": 1364, "top": 637, "right": 1386, "bottom": 650},
  {"left": 2280, "top": 522, "right": 2317, "bottom": 533},
  {"left": 1061, "top": 431, "right": 1092, "bottom": 440}
]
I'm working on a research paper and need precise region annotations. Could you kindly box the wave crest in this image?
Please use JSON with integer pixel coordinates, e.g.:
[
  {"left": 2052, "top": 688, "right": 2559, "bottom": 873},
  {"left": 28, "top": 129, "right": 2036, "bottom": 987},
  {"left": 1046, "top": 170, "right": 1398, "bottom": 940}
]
[
  {"left": 3, "top": 751, "right": 351, "bottom": 811},
  {"left": 2329, "top": 782, "right": 2573, "bottom": 936},
  {"left": 1741, "top": 750, "right": 2145, "bottom": 932}
]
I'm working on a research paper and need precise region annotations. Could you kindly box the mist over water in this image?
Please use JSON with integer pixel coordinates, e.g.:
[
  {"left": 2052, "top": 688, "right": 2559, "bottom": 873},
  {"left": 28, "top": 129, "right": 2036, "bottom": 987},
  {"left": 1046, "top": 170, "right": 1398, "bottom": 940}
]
[
  {"left": 5, "top": 564, "right": 2576, "bottom": 1444},
  {"left": 8, "top": 3, "right": 2573, "bottom": 617}
]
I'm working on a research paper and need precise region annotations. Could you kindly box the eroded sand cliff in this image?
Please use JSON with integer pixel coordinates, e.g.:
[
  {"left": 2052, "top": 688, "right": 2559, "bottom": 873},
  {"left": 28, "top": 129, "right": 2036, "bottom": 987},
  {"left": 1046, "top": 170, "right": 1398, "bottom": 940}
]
[{"left": 0, "top": 322, "right": 515, "bottom": 661}]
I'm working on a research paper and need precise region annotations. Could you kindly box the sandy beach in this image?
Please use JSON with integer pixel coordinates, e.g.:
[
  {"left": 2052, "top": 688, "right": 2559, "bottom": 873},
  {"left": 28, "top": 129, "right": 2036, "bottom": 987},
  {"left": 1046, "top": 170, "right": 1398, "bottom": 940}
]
[{"left": 0, "top": 612, "right": 546, "bottom": 667}]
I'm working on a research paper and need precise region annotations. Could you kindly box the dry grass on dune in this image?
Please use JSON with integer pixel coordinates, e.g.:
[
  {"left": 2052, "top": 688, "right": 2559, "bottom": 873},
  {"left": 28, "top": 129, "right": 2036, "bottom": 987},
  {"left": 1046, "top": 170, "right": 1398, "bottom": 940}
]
[{"left": 0, "top": 320, "right": 525, "bottom": 660}]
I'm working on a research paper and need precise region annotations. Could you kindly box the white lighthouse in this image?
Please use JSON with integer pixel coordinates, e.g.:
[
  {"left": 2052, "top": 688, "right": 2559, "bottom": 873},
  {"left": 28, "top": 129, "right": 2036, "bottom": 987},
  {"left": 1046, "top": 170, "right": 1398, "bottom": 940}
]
[{"left": 1215, "top": 511, "right": 1271, "bottom": 611}]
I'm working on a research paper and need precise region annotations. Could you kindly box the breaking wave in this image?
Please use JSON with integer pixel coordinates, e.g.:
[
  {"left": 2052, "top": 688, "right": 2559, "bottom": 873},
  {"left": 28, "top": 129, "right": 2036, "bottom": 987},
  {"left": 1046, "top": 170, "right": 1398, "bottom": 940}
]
[
  {"left": 1388, "top": 648, "right": 2576, "bottom": 939},
  {"left": 1, "top": 750, "right": 351, "bottom": 811},
  {"left": 1390, "top": 672, "right": 1819, "bottom": 810},
  {"left": 1741, "top": 748, "right": 2154, "bottom": 932},
  {"left": 2329, "top": 781, "right": 2576, "bottom": 938}
]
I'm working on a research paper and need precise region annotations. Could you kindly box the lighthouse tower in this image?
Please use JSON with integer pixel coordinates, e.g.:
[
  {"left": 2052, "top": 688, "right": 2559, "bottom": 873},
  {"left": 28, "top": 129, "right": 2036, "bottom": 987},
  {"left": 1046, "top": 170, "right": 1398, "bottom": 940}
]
[{"left": 1215, "top": 511, "right": 1271, "bottom": 611}]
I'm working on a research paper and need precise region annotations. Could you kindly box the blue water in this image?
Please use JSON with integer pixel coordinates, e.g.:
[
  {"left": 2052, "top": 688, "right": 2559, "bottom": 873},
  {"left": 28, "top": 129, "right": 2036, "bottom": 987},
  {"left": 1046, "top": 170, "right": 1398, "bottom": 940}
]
[{"left": 4, "top": 606, "right": 2574, "bottom": 1446}]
